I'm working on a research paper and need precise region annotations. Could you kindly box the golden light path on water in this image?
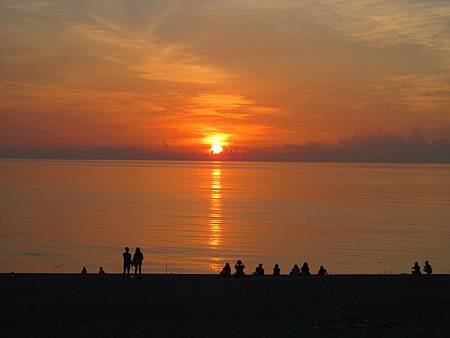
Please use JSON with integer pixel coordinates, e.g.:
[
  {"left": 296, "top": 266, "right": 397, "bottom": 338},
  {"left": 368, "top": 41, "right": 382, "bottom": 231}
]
[{"left": 209, "top": 164, "right": 222, "bottom": 272}]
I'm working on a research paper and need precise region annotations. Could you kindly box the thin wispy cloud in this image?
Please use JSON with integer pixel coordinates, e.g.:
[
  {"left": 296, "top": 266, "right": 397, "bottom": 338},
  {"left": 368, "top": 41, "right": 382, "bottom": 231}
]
[
  {"left": 312, "top": 0, "right": 450, "bottom": 51},
  {"left": 0, "top": 0, "right": 57, "bottom": 11},
  {"left": 373, "top": 73, "right": 450, "bottom": 115}
]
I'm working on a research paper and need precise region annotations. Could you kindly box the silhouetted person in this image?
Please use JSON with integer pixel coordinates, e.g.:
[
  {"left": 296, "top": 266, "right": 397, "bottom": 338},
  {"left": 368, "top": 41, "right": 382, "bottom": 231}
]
[
  {"left": 123, "top": 247, "right": 132, "bottom": 279},
  {"left": 98, "top": 267, "right": 105, "bottom": 275},
  {"left": 301, "top": 262, "right": 310, "bottom": 276},
  {"left": 423, "top": 261, "right": 432, "bottom": 275},
  {"left": 253, "top": 264, "right": 264, "bottom": 276},
  {"left": 132, "top": 247, "right": 144, "bottom": 278},
  {"left": 234, "top": 260, "right": 245, "bottom": 277},
  {"left": 220, "top": 263, "right": 231, "bottom": 277},
  {"left": 81, "top": 267, "right": 87, "bottom": 275},
  {"left": 412, "top": 262, "right": 421, "bottom": 275},
  {"left": 290, "top": 264, "right": 301, "bottom": 276},
  {"left": 318, "top": 265, "right": 328, "bottom": 276},
  {"left": 273, "top": 264, "right": 281, "bottom": 276}
]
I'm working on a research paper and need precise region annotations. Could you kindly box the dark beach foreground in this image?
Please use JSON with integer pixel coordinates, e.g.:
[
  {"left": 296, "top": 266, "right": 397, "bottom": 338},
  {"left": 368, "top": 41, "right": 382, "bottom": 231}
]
[{"left": 1, "top": 274, "right": 449, "bottom": 338}]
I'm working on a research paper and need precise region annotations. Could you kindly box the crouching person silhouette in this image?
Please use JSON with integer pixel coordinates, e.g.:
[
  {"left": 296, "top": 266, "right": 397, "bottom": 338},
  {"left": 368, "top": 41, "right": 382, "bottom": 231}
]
[
  {"left": 253, "top": 264, "right": 264, "bottom": 276},
  {"left": 235, "top": 260, "right": 245, "bottom": 277},
  {"left": 301, "top": 262, "right": 311, "bottom": 276},
  {"left": 290, "top": 264, "right": 301, "bottom": 276},
  {"left": 220, "top": 263, "right": 231, "bottom": 277},
  {"left": 412, "top": 262, "right": 421, "bottom": 275},
  {"left": 273, "top": 264, "right": 281, "bottom": 276},
  {"left": 318, "top": 265, "right": 328, "bottom": 276}
]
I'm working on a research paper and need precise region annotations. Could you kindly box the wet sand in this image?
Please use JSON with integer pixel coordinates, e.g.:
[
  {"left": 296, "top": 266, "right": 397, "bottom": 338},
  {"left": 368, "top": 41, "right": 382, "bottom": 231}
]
[{"left": 1, "top": 274, "right": 449, "bottom": 337}]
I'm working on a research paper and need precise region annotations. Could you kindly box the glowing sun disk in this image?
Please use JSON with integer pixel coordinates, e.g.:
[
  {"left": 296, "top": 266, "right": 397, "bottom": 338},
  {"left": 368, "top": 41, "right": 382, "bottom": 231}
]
[{"left": 211, "top": 143, "right": 223, "bottom": 155}]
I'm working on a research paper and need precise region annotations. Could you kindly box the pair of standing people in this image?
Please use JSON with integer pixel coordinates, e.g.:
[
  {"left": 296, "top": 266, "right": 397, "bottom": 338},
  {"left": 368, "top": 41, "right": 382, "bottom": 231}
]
[{"left": 123, "top": 247, "right": 144, "bottom": 279}]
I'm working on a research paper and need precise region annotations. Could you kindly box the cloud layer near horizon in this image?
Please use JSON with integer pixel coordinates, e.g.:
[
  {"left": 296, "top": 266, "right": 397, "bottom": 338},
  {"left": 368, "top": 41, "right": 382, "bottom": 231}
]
[
  {"left": 2, "top": 130, "right": 450, "bottom": 163},
  {"left": 1, "top": 0, "right": 449, "bottom": 152}
]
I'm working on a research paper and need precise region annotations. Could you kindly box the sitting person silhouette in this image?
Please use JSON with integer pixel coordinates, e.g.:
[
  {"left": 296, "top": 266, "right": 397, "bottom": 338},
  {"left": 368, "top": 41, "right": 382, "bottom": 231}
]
[
  {"left": 301, "top": 262, "right": 311, "bottom": 276},
  {"left": 234, "top": 260, "right": 245, "bottom": 277},
  {"left": 317, "top": 265, "right": 328, "bottom": 276},
  {"left": 253, "top": 264, "right": 265, "bottom": 276},
  {"left": 132, "top": 247, "right": 144, "bottom": 278},
  {"left": 81, "top": 267, "right": 87, "bottom": 275},
  {"left": 273, "top": 264, "right": 281, "bottom": 276},
  {"left": 423, "top": 260, "right": 432, "bottom": 275},
  {"left": 220, "top": 263, "right": 231, "bottom": 277},
  {"left": 411, "top": 262, "right": 421, "bottom": 275},
  {"left": 123, "top": 247, "right": 132, "bottom": 279},
  {"left": 99, "top": 267, "right": 105, "bottom": 275},
  {"left": 290, "top": 264, "right": 301, "bottom": 276}
]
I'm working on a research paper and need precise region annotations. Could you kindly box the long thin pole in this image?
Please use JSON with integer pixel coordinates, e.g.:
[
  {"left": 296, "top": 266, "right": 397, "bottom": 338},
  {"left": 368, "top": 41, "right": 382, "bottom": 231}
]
[{"left": 165, "top": 257, "right": 168, "bottom": 274}]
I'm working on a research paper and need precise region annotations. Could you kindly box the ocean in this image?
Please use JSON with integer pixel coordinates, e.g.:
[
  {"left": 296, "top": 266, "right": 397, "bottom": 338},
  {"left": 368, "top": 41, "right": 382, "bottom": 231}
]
[{"left": 1, "top": 160, "right": 449, "bottom": 274}]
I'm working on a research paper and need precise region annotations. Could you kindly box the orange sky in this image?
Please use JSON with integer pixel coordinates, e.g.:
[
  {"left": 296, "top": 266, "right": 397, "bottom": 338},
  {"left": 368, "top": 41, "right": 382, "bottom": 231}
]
[{"left": 1, "top": 0, "right": 449, "bottom": 153}]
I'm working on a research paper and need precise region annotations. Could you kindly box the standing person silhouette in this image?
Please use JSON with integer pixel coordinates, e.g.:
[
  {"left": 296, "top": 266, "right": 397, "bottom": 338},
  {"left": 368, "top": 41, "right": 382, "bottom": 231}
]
[
  {"left": 132, "top": 247, "right": 144, "bottom": 278},
  {"left": 234, "top": 260, "right": 245, "bottom": 277},
  {"left": 123, "top": 247, "right": 132, "bottom": 279}
]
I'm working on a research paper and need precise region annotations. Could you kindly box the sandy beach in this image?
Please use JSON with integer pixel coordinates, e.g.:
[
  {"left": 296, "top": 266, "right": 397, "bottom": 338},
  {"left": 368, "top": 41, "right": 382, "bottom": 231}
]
[{"left": 1, "top": 274, "right": 449, "bottom": 337}]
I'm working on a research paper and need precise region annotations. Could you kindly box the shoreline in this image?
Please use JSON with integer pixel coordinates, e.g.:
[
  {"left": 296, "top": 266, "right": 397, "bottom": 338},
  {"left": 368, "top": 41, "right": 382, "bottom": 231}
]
[{"left": 1, "top": 272, "right": 449, "bottom": 277}]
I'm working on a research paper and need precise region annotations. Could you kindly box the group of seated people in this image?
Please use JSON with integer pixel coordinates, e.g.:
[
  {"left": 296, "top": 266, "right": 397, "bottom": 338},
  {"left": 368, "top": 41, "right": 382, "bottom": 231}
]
[
  {"left": 411, "top": 261, "right": 432, "bottom": 275},
  {"left": 220, "top": 260, "right": 329, "bottom": 277},
  {"left": 81, "top": 266, "right": 106, "bottom": 275},
  {"left": 81, "top": 259, "right": 433, "bottom": 276}
]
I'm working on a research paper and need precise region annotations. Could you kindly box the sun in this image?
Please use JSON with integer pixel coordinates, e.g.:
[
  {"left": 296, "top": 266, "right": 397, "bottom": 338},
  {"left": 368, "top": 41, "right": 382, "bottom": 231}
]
[
  {"left": 204, "top": 133, "right": 229, "bottom": 155},
  {"left": 210, "top": 143, "right": 223, "bottom": 155}
]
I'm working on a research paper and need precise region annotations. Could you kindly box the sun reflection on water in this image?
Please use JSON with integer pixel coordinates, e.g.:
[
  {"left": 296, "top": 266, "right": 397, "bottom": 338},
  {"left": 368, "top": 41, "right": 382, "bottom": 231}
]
[
  {"left": 208, "top": 166, "right": 222, "bottom": 272},
  {"left": 209, "top": 167, "right": 222, "bottom": 248}
]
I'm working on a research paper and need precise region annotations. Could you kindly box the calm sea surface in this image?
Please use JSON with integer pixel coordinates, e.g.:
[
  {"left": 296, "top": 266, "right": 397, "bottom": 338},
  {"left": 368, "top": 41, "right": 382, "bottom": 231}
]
[{"left": 1, "top": 160, "right": 449, "bottom": 274}]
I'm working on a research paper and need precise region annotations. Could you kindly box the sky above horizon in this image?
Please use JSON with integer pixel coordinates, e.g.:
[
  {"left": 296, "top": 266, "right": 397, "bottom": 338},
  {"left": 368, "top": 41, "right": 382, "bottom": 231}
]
[{"left": 1, "top": 0, "right": 450, "bottom": 154}]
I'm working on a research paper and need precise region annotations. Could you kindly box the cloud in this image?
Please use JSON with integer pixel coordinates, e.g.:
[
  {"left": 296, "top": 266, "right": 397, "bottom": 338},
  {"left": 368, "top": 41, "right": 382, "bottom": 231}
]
[
  {"left": 0, "top": 0, "right": 57, "bottom": 11},
  {"left": 372, "top": 73, "right": 450, "bottom": 118},
  {"left": 138, "top": 46, "right": 232, "bottom": 84},
  {"left": 208, "top": 0, "right": 305, "bottom": 10},
  {"left": 209, "top": 0, "right": 450, "bottom": 51},
  {"left": 311, "top": 0, "right": 450, "bottom": 52},
  {"left": 2, "top": 129, "right": 449, "bottom": 163},
  {"left": 0, "top": 0, "right": 449, "bottom": 149},
  {"left": 229, "top": 130, "right": 450, "bottom": 162}
]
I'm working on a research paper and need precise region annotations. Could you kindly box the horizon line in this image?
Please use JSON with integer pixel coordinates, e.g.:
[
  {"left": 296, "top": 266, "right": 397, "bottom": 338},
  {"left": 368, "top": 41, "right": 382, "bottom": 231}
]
[{"left": 1, "top": 157, "right": 450, "bottom": 165}]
